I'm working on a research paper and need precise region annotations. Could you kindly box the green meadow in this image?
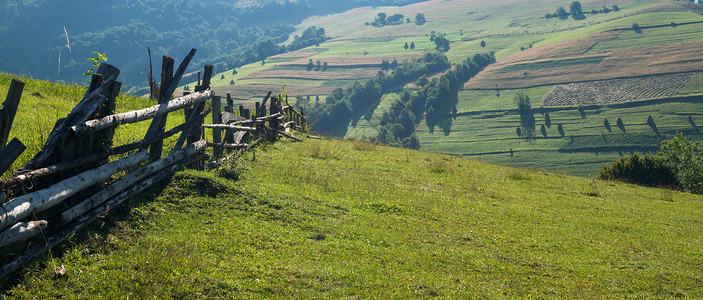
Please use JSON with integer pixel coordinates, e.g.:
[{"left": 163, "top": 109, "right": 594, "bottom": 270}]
[{"left": 4, "top": 138, "right": 703, "bottom": 298}]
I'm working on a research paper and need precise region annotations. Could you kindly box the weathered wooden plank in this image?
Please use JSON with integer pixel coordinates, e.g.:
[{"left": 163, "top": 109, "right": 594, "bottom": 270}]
[
  {"left": 142, "top": 49, "right": 197, "bottom": 140},
  {"left": 221, "top": 111, "right": 246, "bottom": 124},
  {"left": 1, "top": 108, "right": 211, "bottom": 191},
  {"left": 225, "top": 94, "right": 235, "bottom": 143},
  {"left": 202, "top": 124, "right": 257, "bottom": 132},
  {"left": 0, "top": 138, "right": 25, "bottom": 178},
  {"left": 206, "top": 142, "right": 248, "bottom": 149},
  {"left": 147, "top": 55, "right": 175, "bottom": 160},
  {"left": 0, "top": 79, "right": 25, "bottom": 151},
  {"left": 0, "top": 150, "right": 149, "bottom": 231},
  {"left": 61, "top": 140, "right": 206, "bottom": 223},
  {"left": 71, "top": 89, "right": 214, "bottom": 135},
  {"left": 212, "top": 96, "right": 223, "bottom": 158},
  {"left": 24, "top": 69, "right": 117, "bottom": 170},
  {"left": 276, "top": 129, "right": 303, "bottom": 142},
  {"left": 173, "top": 64, "right": 213, "bottom": 152},
  {"left": 0, "top": 220, "right": 47, "bottom": 248}
]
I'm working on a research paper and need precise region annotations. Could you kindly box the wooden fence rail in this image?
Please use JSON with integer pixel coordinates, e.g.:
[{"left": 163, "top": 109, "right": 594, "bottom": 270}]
[{"left": 0, "top": 48, "right": 309, "bottom": 280}]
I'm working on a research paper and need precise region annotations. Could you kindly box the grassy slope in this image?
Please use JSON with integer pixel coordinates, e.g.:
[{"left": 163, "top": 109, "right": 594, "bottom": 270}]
[{"left": 4, "top": 138, "right": 703, "bottom": 298}]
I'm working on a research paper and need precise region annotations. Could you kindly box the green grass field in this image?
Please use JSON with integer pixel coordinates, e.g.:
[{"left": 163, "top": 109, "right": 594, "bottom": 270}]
[
  {"left": 416, "top": 100, "right": 703, "bottom": 176},
  {"left": 4, "top": 138, "right": 703, "bottom": 298},
  {"left": 174, "top": 0, "right": 703, "bottom": 178}
]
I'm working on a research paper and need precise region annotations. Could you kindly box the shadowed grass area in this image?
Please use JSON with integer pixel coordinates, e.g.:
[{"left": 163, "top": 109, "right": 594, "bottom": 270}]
[{"left": 3, "top": 138, "right": 703, "bottom": 298}]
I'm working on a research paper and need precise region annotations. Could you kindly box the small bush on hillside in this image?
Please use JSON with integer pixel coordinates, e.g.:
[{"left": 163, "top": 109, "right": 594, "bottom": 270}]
[
  {"left": 598, "top": 153, "right": 678, "bottom": 188},
  {"left": 352, "top": 140, "right": 377, "bottom": 151},
  {"left": 309, "top": 144, "right": 337, "bottom": 160},
  {"left": 217, "top": 160, "right": 243, "bottom": 181},
  {"left": 658, "top": 132, "right": 703, "bottom": 194}
]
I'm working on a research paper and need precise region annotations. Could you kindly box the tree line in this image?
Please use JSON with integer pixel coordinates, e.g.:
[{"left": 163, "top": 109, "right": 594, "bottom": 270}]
[
  {"left": 379, "top": 52, "right": 496, "bottom": 146},
  {"left": 306, "top": 52, "right": 452, "bottom": 135},
  {"left": 0, "top": 0, "right": 424, "bottom": 92},
  {"left": 305, "top": 51, "right": 496, "bottom": 148}
]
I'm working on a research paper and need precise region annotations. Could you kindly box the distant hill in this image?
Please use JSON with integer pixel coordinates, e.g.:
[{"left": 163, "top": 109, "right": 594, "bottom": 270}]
[
  {"left": 193, "top": 0, "right": 703, "bottom": 176},
  {"left": 0, "top": 1, "right": 425, "bottom": 92}
]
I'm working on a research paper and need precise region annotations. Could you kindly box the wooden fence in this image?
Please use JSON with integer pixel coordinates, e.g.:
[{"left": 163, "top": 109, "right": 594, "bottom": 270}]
[{"left": 0, "top": 48, "right": 309, "bottom": 279}]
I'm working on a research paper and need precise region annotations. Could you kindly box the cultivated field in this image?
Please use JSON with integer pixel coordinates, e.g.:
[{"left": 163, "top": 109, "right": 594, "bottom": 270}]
[
  {"left": 177, "top": 0, "right": 703, "bottom": 176},
  {"left": 542, "top": 73, "right": 697, "bottom": 106}
]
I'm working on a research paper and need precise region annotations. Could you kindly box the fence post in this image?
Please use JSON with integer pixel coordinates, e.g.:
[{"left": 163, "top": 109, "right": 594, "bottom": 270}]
[
  {"left": 0, "top": 138, "right": 25, "bottom": 177},
  {"left": 147, "top": 55, "right": 175, "bottom": 161},
  {"left": 0, "top": 79, "right": 25, "bottom": 151},
  {"left": 212, "top": 96, "right": 223, "bottom": 158},
  {"left": 255, "top": 102, "right": 260, "bottom": 118},
  {"left": 225, "top": 93, "right": 234, "bottom": 143}
]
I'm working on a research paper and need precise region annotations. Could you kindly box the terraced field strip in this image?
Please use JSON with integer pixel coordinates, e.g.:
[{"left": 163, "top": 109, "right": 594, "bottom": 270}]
[
  {"left": 468, "top": 39, "right": 703, "bottom": 89},
  {"left": 279, "top": 55, "right": 418, "bottom": 68},
  {"left": 213, "top": 84, "right": 339, "bottom": 102},
  {"left": 542, "top": 73, "right": 696, "bottom": 106},
  {"left": 497, "top": 56, "right": 606, "bottom": 73},
  {"left": 240, "top": 69, "right": 380, "bottom": 81}
]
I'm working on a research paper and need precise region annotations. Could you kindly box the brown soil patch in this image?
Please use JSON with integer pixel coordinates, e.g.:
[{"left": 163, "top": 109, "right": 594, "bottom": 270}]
[
  {"left": 542, "top": 73, "right": 696, "bottom": 106},
  {"left": 467, "top": 40, "right": 703, "bottom": 89},
  {"left": 269, "top": 51, "right": 324, "bottom": 59}
]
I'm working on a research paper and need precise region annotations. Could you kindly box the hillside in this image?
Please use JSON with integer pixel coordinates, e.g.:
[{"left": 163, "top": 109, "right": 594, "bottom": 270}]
[
  {"left": 3, "top": 137, "right": 702, "bottom": 298},
  {"left": 197, "top": 0, "right": 703, "bottom": 177}
]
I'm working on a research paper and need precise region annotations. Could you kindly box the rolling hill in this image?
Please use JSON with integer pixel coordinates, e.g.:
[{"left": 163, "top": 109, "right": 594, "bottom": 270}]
[
  {"left": 192, "top": 0, "right": 703, "bottom": 176},
  {"left": 4, "top": 137, "right": 703, "bottom": 298}
]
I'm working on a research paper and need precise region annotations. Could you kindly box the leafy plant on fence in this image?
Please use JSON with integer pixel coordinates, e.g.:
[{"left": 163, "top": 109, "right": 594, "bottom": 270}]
[{"left": 83, "top": 52, "right": 108, "bottom": 80}]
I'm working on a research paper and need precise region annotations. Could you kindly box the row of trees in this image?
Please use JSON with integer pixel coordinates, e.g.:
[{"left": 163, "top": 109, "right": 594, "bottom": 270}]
[
  {"left": 0, "top": 0, "right": 409, "bottom": 91},
  {"left": 306, "top": 52, "right": 453, "bottom": 135},
  {"left": 368, "top": 12, "right": 426, "bottom": 27},
  {"left": 546, "top": 1, "right": 619, "bottom": 20},
  {"left": 379, "top": 52, "right": 496, "bottom": 146},
  {"left": 307, "top": 59, "right": 329, "bottom": 71}
]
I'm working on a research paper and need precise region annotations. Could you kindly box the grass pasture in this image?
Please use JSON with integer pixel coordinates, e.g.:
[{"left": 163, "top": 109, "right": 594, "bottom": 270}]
[
  {"left": 417, "top": 99, "right": 703, "bottom": 176},
  {"left": 5, "top": 138, "right": 703, "bottom": 298}
]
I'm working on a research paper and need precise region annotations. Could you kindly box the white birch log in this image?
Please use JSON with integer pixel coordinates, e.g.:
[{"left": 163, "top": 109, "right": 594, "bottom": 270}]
[
  {"left": 71, "top": 89, "right": 214, "bottom": 135},
  {"left": 61, "top": 140, "right": 206, "bottom": 223},
  {"left": 201, "top": 124, "right": 257, "bottom": 132},
  {"left": 0, "top": 220, "right": 47, "bottom": 248},
  {"left": 0, "top": 150, "right": 149, "bottom": 231}
]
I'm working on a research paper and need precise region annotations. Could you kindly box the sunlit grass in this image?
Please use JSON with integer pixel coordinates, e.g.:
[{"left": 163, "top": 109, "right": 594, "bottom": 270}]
[{"left": 5, "top": 138, "right": 703, "bottom": 298}]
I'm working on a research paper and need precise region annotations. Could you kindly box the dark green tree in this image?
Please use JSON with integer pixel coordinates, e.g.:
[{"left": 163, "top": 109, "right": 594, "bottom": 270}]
[
  {"left": 404, "top": 42, "right": 409, "bottom": 50},
  {"left": 433, "top": 35, "right": 450, "bottom": 52},
  {"left": 410, "top": 41, "right": 415, "bottom": 49},
  {"left": 570, "top": 1, "right": 585, "bottom": 19},
  {"left": 480, "top": 40, "right": 486, "bottom": 48},
  {"left": 415, "top": 13, "right": 426, "bottom": 25}
]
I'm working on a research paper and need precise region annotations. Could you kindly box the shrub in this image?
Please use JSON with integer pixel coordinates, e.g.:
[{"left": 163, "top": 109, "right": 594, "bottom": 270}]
[
  {"left": 217, "top": 160, "right": 243, "bottom": 181},
  {"left": 657, "top": 132, "right": 703, "bottom": 194},
  {"left": 598, "top": 153, "right": 678, "bottom": 188}
]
